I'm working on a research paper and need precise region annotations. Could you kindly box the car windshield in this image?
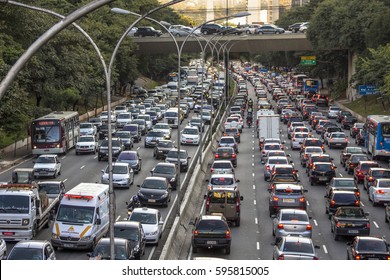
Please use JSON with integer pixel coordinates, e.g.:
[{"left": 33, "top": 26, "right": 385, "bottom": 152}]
[
  {"left": 332, "top": 133, "right": 345, "bottom": 138},
  {"left": 147, "top": 131, "right": 164, "bottom": 137},
  {"left": 337, "top": 208, "right": 365, "bottom": 217},
  {"left": 346, "top": 147, "right": 363, "bottom": 153},
  {"left": 361, "top": 163, "right": 379, "bottom": 171},
  {"left": 280, "top": 212, "right": 309, "bottom": 222},
  {"left": 80, "top": 123, "right": 93, "bottom": 129},
  {"left": 92, "top": 243, "right": 128, "bottom": 260},
  {"left": 183, "top": 128, "right": 198, "bottom": 134},
  {"left": 106, "top": 165, "right": 128, "bottom": 174},
  {"left": 154, "top": 124, "right": 169, "bottom": 129},
  {"left": 38, "top": 183, "right": 60, "bottom": 194},
  {"left": 265, "top": 145, "right": 281, "bottom": 151},
  {"left": 275, "top": 167, "right": 293, "bottom": 174},
  {"left": 306, "top": 147, "right": 323, "bottom": 153},
  {"left": 8, "top": 248, "right": 43, "bottom": 260},
  {"left": 283, "top": 241, "right": 314, "bottom": 254},
  {"left": 212, "top": 162, "right": 232, "bottom": 169},
  {"left": 129, "top": 212, "right": 157, "bottom": 225},
  {"left": 114, "top": 227, "right": 139, "bottom": 241},
  {"left": 217, "top": 148, "right": 233, "bottom": 154},
  {"left": 154, "top": 165, "right": 175, "bottom": 174},
  {"left": 333, "top": 193, "right": 357, "bottom": 203},
  {"left": 141, "top": 179, "right": 167, "bottom": 189},
  {"left": 118, "top": 152, "right": 137, "bottom": 160},
  {"left": 36, "top": 156, "right": 55, "bottom": 164},
  {"left": 312, "top": 156, "right": 331, "bottom": 162},
  {"left": 56, "top": 205, "right": 95, "bottom": 224},
  {"left": 210, "top": 177, "right": 234, "bottom": 185},
  {"left": 275, "top": 188, "right": 302, "bottom": 195},
  {"left": 79, "top": 136, "right": 95, "bottom": 142},
  {"left": 167, "top": 150, "right": 187, "bottom": 159}
]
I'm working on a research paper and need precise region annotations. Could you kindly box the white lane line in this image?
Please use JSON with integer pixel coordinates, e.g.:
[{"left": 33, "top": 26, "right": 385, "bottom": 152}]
[
  {"left": 252, "top": 155, "right": 254, "bottom": 158},
  {"left": 306, "top": 201, "right": 310, "bottom": 206},
  {"left": 137, "top": 147, "right": 140, "bottom": 150},
  {"left": 252, "top": 140, "right": 254, "bottom": 144},
  {"left": 148, "top": 246, "right": 156, "bottom": 260},
  {"left": 360, "top": 201, "right": 365, "bottom": 207},
  {"left": 255, "top": 218, "right": 258, "bottom": 224},
  {"left": 252, "top": 173, "right": 255, "bottom": 177},
  {"left": 61, "top": 156, "right": 66, "bottom": 160},
  {"left": 116, "top": 215, "right": 121, "bottom": 221},
  {"left": 93, "top": 156, "right": 97, "bottom": 159},
  {"left": 254, "top": 200, "right": 257, "bottom": 205},
  {"left": 253, "top": 185, "right": 256, "bottom": 190},
  {"left": 313, "top": 219, "right": 318, "bottom": 226},
  {"left": 339, "top": 173, "right": 343, "bottom": 177},
  {"left": 256, "top": 242, "right": 260, "bottom": 250},
  {"left": 323, "top": 245, "right": 328, "bottom": 254},
  {"left": 63, "top": 178, "right": 68, "bottom": 182},
  {"left": 80, "top": 165, "right": 85, "bottom": 170},
  {"left": 252, "top": 163, "right": 254, "bottom": 167},
  {"left": 373, "top": 221, "right": 379, "bottom": 228}
]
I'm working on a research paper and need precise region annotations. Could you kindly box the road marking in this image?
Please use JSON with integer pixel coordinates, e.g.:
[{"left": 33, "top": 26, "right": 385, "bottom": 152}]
[
  {"left": 252, "top": 172, "right": 255, "bottom": 177},
  {"left": 339, "top": 173, "right": 343, "bottom": 177},
  {"left": 323, "top": 245, "right": 328, "bottom": 254},
  {"left": 306, "top": 201, "right": 310, "bottom": 206},
  {"left": 373, "top": 221, "right": 379, "bottom": 228},
  {"left": 137, "top": 147, "right": 140, "bottom": 150},
  {"left": 254, "top": 200, "right": 257, "bottom": 205},
  {"left": 93, "top": 156, "right": 97, "bottom": 159},
  {"left": 313, "top": 219, "right": 318, "bottom": 226},
  {"left": 63, "top": 178, "right": 68, "bottom": 182},
  {"left": 256, "top": 242, "right": 260, "bottom": 250},
  {"left": 148, "top": 246, "right": 156, "bottom": 260},
  {"left": 252, "top": 140, "right": 254, "bottom": 144},
  {"left": 255, "top": 218, "right": 258, "bottom": 224},
  {"left": 252, "top": 163, "right": 254, "bottom": 167},
  {"left": 116, "top": 215, "right": 121, "bottom": 222},
  {"left": 253, "top": 185, "right": 256, "bottom": 189},
  {"left": 80, "top": 165, "right": 85, "bottom": 170},
  {"left": 61, "top": 156, "right": 66, "bottom": 160},
  {"left": 360, "top": 201, "right": 365, "bottom": 207},
  {"left": 252, "top": 154, "right": 254, "bottom": 158}
]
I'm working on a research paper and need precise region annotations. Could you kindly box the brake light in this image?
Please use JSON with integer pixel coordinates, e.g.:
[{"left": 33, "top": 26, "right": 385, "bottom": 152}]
[
  {"left": 331, "top": 200, "right": 336, "bottom": 205},
  {"left": 306, "top": 225, "right": 312, "bottom": 230},
  {"left": 376, "top": 189, "right": 385, "bottom": 194},
  {"left": 356, "top": 191, "right": 360, "bottom": 196},
  {"left": 357, "top": 171, "right": 362, "bottom": 175},
  {"left": 313, "top": 256, "right": 319, "bottom": 260},
  {"left": 226, "top": 230, "right": 231, "bottom": 239},
  {"left": 210, "top": 168, "right": 214, "bottom": 172},
  {"left": 368, "top": 176, "right": 373, "bottom": 181},
  {"left": 277, "top": 224, "right": 284, "bottom": 229},
  {"left": 266, "top": 166, "right": 270, "bottom": 170},
  {"left": 215, "top": 154, "right": 219, "bottom": 158},
  {"left": 194, "top": 229, "right": 199, "bottom": 237},
  {"left": 205, "top": 196, "right": 210, "bottom": 210},
  {"left": 293, "top": 138, "right": 296, "bottom": 141},
  {"left": 355, "top": 255, "right": 361, "bottom": 260},
  {"left": 278, "top": 254, "right": 285, "bottom": 260},
  {"left": 366, "top": 222, "right": 370, "bottom": 228},
  {"left": 355, "top": 200, "right": 360, "bottom": 206},
  {"left": 299, "top": 197, "right": 306, "bottom": 202},
  {"left": 273, "top": 196, "right": 279, "bottom": 201}
]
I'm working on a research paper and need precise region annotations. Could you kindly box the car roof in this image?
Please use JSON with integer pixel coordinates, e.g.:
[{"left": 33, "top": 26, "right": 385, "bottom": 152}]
[
  {"left": 210, "top": 173, "right": 235, "bottom": 178},
  {"left": 114, "top": 221, "right": 141, "bottom": 228},
  {"left": 278, "top": 208, "right": 308, "bottom": 215},
  {"left": 155, "top": 162, "right": 176, "bottom": 167},
  {"left": 132, "top": 207, "right": 159, "bottom": 214},
  {"left": 143, "top": 176, "right": 167, "bottom": 182},
  {"left": 282, "top": 235, "right": 313, "bottom": 244},
  {"left": 200, "top": 215, "right": 226, "bottom": 221},
  {"left": 97, "top": 237, "right": 128, "bottom": 245},
  {"left": 13, "top": 240, "right": 50, "bottom": 249}
]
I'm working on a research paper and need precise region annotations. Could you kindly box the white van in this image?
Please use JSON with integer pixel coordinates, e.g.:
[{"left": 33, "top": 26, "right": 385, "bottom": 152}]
[
  {"left": 164, "top": 108, "right": 182, "bottom": 128},
  {"left": 51, "top": 183, "right": 109, "bottom": 250}
]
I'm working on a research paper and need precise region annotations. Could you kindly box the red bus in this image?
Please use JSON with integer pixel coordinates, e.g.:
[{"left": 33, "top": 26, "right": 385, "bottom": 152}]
[{"left": 31, "top": 111, "right": 80, "bottom": 155}]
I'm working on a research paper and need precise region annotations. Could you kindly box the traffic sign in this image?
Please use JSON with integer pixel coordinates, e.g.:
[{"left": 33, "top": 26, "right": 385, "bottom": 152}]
[
  {"left": 301, "top": 56, "right": 316, "bottom": 66},
  {"left": 358, "top": 85, "right": 377, "bottom": 95}
]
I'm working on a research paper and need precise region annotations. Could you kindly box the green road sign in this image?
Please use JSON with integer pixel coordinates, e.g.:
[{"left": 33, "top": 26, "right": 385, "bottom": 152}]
[{"left": 301, "top": 56, "right": 316, "bottom": 65}]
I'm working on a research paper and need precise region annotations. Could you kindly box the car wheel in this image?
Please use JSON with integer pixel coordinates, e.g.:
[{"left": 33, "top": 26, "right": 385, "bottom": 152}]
[
  {"left": 192, "top": 246, "right": 198, "bottom": 253},
  {"left": 202, "top": 30, "right": 208, "bottom": 35},
  {"left": 386, "top": 213, "right": 389, "bottom": 223},
  {"left": 225, "top": 247, "right": 231, "bottom": 255},
  {"left": 333, "top": 230, "right": 339, "bottom": 241},
  {"left": 76, "top": 151, "right": 79, "bottom": 155}
]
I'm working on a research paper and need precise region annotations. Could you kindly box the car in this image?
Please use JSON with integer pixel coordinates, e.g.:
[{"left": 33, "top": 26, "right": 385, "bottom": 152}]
[
  {"left": 210, "top": 160, "right": 235, "bottom": 175},
  {"left": 99, "top": 111, "right": 116, "bottom": 123},
  {"left": 340, "top": 146, "right": 364, "bottom": 166},
  {"left": 330, "top": 207, "right": 370, "bottom": 240},
  {"left": 346, "top": 236, "right": 390, "bottom": 260},
  {"left": 87, "top": 237, "right": 134, "bottom": 260},
  {"left": 214, "top": 146, "right": 238, "bottom": 167},
  {"left": 165, "top": 148, "right": 190, "bottom": 172},
  {"left": 315, "top": 120, "right": 330, "bottom": 134},
  {"left": 117, "top": 151, "right": 142, "bottom": 174},
  {"left": 101, "top": 162, "right": 134, "bottom": 189},
  {"left": 288, "top": 123, "right": 307, "bottom": 139},
  {"left": 79, "top": 122, "right": 97, "bottom": 136},
  {"left": 189, "top": 117, "right": 205, "bottom": 132},
  {"left": 300, "top": 146, "right": 324, "bottom": 167},
  {"left": 322, "top": 125, "right": 343, "bottom": 140},
  {"left": 306, "top": 153, "right": 334, "bottom": 174},
  {"left": 272, "top": 209, "right": 312, "bottom": 239},
  {"left": 268, "top": 183, "right": 307, "bottom": 216},
  {"left": 309, "top": 162, "right": 336, "bottom": 185},
  {"left": 115, "top": 130, "right": 133, "bottom": 150},
  {"left": 98, "top": 138, "right": 124, "bottom": 161},
  {"left": 288, "top": 22, "right": 305, "bottom": 33},
  {"left": 364, "top": 168, "right": 390, "bottom": 193},
  {"left": 128, "top": 207, "right": 163, "bottom": 245},
  {"left": 75, "top": 135, "right": 98, "bottom": 155},
  {"left": 0, "top": 238, "right": 5, "bottom": 260},
  {"left": 299, "top": 22, "right": 309, "bottom": 33},
  {"left": 336, "top": 110, "right": 353, "bottom": 123},
  {"left": 180, "top": 126, "right": 200, "bottom": 145},
  {"left": 168, "top": 24, "right": 193, "bottom": 37},
  {"left": 263, "top": 156, "right": 290, "bottom": 181},
  {"left": 354, "top": 161, "right": 380, "bottom": 183},
  {"left": 150, "top": 162, "right": 178, "bottom": 190},
  {"left": 153, "top": 139, "right": 174, "bottom": 160},
  {"left": 88, "top": 117, "right": 103, "bottom": 132},
  {"left": 144, "top": 130, "right": 166, "bottom": 148},
  {"left": 37, "top": 180, "right": 66, "bottom": 201},
  {"left": 122, "top": 123, "right": 141, "bottom": 143},
  {"left": 272, "top": 235, "right": 319, "bottom": 260},
  {"left": 325, "top": 190, "right": 360, "bottom": 218},
  {"left": 206, "top": 173, "right": 240, "bottom": 190},
  {"left": 350, "top": 122, "right": 364, "bottom": 138},
  {"left": 325, "top": 178, "right": 360, "bottom": 199},
  {"left": 134, "top": 26, "right": 163, "bottom": 37},
  {"left": 368, "top": 178, "right": 390, "bottom": 206},
  {"left": 345, "top": 154, "right": 370, "bottom": 174},
  {"left": 113, "top": 221, "right": 146, "bottom": 259},
  {"left": 223, "top": 127, "right": 240, "bottom": 143},
  {"left": 218, "top": 136, "right": 239, "bottom": 154},
  {"left": 33, "top": 154, "right": 61, "bottom": 179},
  {"left": 300, "top": 138, "right": 324, "bottom": 153},
  {"left": 116, "top": 112, "right": 132, "bottom": 128},
  {"left": 290, "top": 132, "right": 309, "bottom": 150},
  {"left": 255, "top": 24, "right": 285, "bottom": 34},
  {"left": 327, "top": 105, "right": 340, "bottom": 118},
  {"left": 327, "top": 132, "right": 348, "bottom": 149},
  {"left": 131, "top": 119, "right": 147, "bottom": 135},
  {"left": 191, "top": 215, "right": 231, "bottom": 254},
  {"left": 261, "top": 143, "right": 283, "bottom": 158},
  {"left": 200, "top": 23, "right": 224, "bottom": 35},
  {"left": 137, "top": 177, "right": 171, "bottom": 207},
  {"left": 341, "top": 115, "right": 358, "bottom": 129},
  {"left": 355, "top": 129, "right": 365, "bottom": 146},
  {"left": 7, "top": 240, "right": 56, "bottom": 260}
]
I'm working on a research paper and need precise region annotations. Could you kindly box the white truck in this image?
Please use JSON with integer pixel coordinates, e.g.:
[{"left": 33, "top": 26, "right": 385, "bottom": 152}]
[
  {"left": 186, "top": 75, "right": 199, "bottom": 88},
  {"left": 257, "top": 114, "right": 280, "bottom": 149},
  {"left": 0, "top": 168, "right": 62, "bottom": 240}
]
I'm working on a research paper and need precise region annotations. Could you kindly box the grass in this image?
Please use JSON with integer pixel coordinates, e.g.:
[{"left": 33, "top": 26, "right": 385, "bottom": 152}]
[{"left": 344, "top": 94, "right": 390, "bottom": 118}]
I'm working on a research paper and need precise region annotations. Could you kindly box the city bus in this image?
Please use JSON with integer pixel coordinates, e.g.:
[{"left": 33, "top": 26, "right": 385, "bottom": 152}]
[
  {"left": 365, "top": 115, "right": 390, "bottom": 159},
  {"left": 292, "top": 74, "right": 308, "bottom": 89},
  {"left": 31, "top": 111, "right": 80, "bottom": 155}
]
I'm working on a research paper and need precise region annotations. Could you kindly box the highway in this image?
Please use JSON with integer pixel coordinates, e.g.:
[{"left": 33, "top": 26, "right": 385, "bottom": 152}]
[{"left": 187, "top": 77, "right": 390, "bottom": 260}]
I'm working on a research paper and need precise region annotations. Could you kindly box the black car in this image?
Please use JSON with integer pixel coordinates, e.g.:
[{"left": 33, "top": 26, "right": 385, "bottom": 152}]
[
  {"left": 214, "top": 147, "right": 237, "bottom": 168},
  {"left": 122, "top": 124, "right": 141, "bottom": 143},
  {"left": 98, "top": 123, "right": 116, "bottom": 140},
  {"left": 325, "top": 177, "right": 360, "bottom": 199},
  {"left": 117, "top": 151, "right": 142, "bottom": 173},
  {"left": 150, "top": 162, "right": 178, "bottom": 190},
  {"left": 98, "top": 138, "right": 124, "bottom": 161},
  {"left": 345, "top": 153, "right": 369, "bottom": 174},
  {"left": 114, "top": 131, "right": 133, "bottom": 150},
  {"left": 339, "top": 146, "right": 364, "bottom": 167},
  {"left": 309, "top": 162, "right": 336, "bottom": 185},
  {"left": 87, "top": 238, "right": 134, "bottom": 260},
  {"left": 331, "top": 207, "right": 370, "bottom": 240},
  {"left": 336, "top": 110, "right": 353, "bottom": 123},
  {"left": 113, "top": 221, "right": 146, "bottom": 259},
  {"left": 200, "top": 23, "right": 224, "bottom": 35},
  {"left": 134, "top": 26, "right": 162, "bottom": 37},
  {"left": 347, "top": 236, "right": 390, "bottom": 260},
  {"left": 325, "top": 190, "right": 360, "bottom": 218},
  {"left": 191, "top": 215, "right": 231, "bottom": 255},
  {"left": 341, "top": 115, "right": 358, "bottom": 129},
  {"left": 144, "top": 130, "right": 165, "bottom": 148},
  {"left": 153, "top": 140, "right": 174, "bottom": 160},
  {"left": 288, "top": 22, "right": 304, "bottom": 33},
  {"left": 137, "top": 177, "right": 171, "bottom": 207}
]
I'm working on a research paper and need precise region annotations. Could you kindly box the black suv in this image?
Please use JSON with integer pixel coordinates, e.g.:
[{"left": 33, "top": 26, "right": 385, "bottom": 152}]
[
  {"left": 153, "top": 140, "right": 174, "bottom": 160},
  {"left": 200, "top": 23, "right": 224, "bottom": 35},
  {"left": 325, "top": 190, "right": 360, "bottom": 218},
  {"left": 99, "top": 123, "right": 116, "bottom": 140},
  {"left": 336, "top": 110, "right": 353, "bottom": 123},
  {"left": 98, "top": 138, "right": 124, "bottom": 161},
  {"left": 309, "top": 162, "right": 336, "bottom": 185},
  {"left": 191, "top": 215, "right": 231, "bottom": 255},
  {"left": 134, "top": 26, "right": 162, "bottom": 37}
]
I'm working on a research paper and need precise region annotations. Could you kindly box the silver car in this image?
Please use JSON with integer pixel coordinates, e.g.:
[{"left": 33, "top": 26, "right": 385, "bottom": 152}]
[
  {"left": 101, "top": 162, "right": 134, "bottom": 189},
  {"left": 272, "top": 236, "right": 319, "bottom": 260},
  {"left": 128, "top": 207, "right": 163, "bottom": 245},
  {"left": 290, "top": 132, "right": 309, "bottom": 150},
  {"left": 263, "top": 156, "right": 289, "bottom": 181},
  {"left": 7, "top": 240, "right": 56, "bottom": 260},
  {"left": 327, "top": 132, "right": 348, "bottom": 149},
  {"left": 272, "top": 209, "right": 312, "bottom": 239}
]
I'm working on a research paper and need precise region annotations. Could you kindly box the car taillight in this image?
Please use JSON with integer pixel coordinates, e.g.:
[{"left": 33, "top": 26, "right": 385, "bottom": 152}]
[
  {"left": 278, "top": 254, "right": 285, "bottom": 260},
  {"left": 306, "top": 225, "right": 312, "bottom": 230},
  {"left": 368, "top": 176, "right": 373, "bottom": 181},
  {"left": 313, "top": 256, "right": 319, "bottom": 260},
  {"left": 277, "top": 224, "right": 284, "bottom": 229},
  {"left": 232, "top": 154, "right": 236, "bottom": 158},
  {"left": 266, "top": 166, "right": 270, "bottom": 170},
  {"left": 206, "top": 197, "right": 210, "bottom": 210},
  {"left": 355, "top": 200, "right": 360, "bottom": 206},
  {"left": 376, "top": 189, "right": 385, "bottom": 194},
  {"left": 194, "top": 229, "right": 199, "bottom": 237},
  {"left": 299, "top": 197, "right": 306, "bottom": 202},
  {"left": 293, "top": 138, "right": 296, "bottom": 141},
  {"left": 356, "top": 191, "right": 360, "bottom": 196},
  {"left": 336, "top": 222, "right": 341, "bottom": 228},
  {"left": 215, "top": 154, "right": 219, "bottom": 158},
  {"left": 357, "top": 171, "right": 362, "bottom": 175},
  {"left": 273, "top": 196, "right": 279, "bottom": 201},
  {"left": 210, "top": 168, "right": 214, "bottom": 172},
  {"left": 355, "top": 255, "right": 361, "bottom": 260},
  {"left": 366, "top": 222, "right": 370, "bottom": 228},
  {"left": 226, "top": 230, "right": 231, "bottom": 239},
  {"left": 331, "top": 200, "right": 336, "bottom": 205}
]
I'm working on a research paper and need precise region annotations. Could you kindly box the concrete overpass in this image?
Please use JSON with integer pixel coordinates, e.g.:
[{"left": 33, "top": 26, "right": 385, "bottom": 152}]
[{"left": 130, "top": 33, "right": 313, "bottom": 54}]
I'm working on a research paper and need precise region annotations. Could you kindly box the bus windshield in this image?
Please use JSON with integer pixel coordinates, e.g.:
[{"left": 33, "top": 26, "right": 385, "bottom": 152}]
[{"left": 32, "top": 125, "right": 60, "bottom": 143}]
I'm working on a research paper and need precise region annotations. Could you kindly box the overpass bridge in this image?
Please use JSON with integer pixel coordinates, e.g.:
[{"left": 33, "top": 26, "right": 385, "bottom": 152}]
[{"left": 130, "top": 33, "right": 313, "bottom": 54}]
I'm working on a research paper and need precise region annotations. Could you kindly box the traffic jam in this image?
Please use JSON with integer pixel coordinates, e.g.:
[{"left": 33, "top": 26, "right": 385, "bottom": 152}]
[{"left": 191, "top": 63, "right": 390, "bottom": 260}]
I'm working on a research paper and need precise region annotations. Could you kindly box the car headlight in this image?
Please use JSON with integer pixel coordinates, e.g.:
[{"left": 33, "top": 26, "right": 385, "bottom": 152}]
[
  {"left": 138, "top": 192, "right": 145, "bottom": 197},
  {"left": 149, "top": 229, "right": 158, "bottom": 236},
  {"left": 80, "top": 236, "right": 91, "bottom": 241},
  {"left": 170, "top": 178, "right": 176, "bottom": 182},
  {"left": 161, "top": 191, "right": 169, "bottom": 198},
  {"left": 52, "top": 233, "right": 59, "bottom": 240},
  {"left": 22, "top": 218, "right": 30, "bottom": 226}
]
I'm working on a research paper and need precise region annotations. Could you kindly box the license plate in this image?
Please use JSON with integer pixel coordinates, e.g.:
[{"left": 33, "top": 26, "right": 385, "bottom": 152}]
[
  {"left": 206, "top": 241, "right": 217, "bottom": 245},
  {"left": 148, "top": 199, "right": 156, "bottom": 203},
  {"left": 3, "top": 232, "right": 14, "bottom": 236},
  {"left": 63, "top": 243, "right": 75, "bottom": 248},
  {"left": 319, "top": 177, "right": 328, "bottom": 181},
  {"left": 283, "top": 198, "right": 295, "bottom": 203},
  {"left": 348, "top": 230, "right": 358, "bottom": 234},
  {"left": 223, "top": 153, "right": 228, "bottom": 156},
  {"left": 187, "top": 140, "right": 192, "bottom": 143}
]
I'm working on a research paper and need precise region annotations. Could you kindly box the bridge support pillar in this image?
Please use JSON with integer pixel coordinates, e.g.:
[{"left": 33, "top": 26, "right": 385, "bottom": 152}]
[{"left": 347, "top": 50, "right": 358, "bottom": 101}]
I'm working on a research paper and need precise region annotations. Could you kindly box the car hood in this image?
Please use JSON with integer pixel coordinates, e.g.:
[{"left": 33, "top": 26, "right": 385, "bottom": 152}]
[
  {"left": 139, "top": 188, "right": 168, "bottom": 196},
  {"left": 141, "top": 224, "right": 159, "bottom": 235},
  {"left": 77, "top": 141, "right": 95, "bottom": 146},
  {"left": 152, "top": 173, "right": 175, "bottom": 180},
  {"left": 102, "top": 174, "right": 130, "bottom": 181}
]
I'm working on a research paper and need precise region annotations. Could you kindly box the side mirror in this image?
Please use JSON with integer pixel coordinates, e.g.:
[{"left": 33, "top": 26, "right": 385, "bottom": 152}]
[
  {"left": 240, "top": 196, "right": 243, "bottom": 201},
  {"left": 236, "top": 179, "right": 240, "bottom": 182},
  {"left": 159, "top": 220, "right": 164, "bottom": 225},
  {"left": 137, "top": 185, "right": 141, "bottom": 188},
  {"left": 101, "top": 170, "right": 104, "bottom": 173},
  {"left": 365, "top": 212, "right": 370, "bottom": 216},
  {"left": 304, "top": 189, "right": 308, "bottom": 193},
  {"left": 96, "top": 218, "right": 101, "bottom": 225}
]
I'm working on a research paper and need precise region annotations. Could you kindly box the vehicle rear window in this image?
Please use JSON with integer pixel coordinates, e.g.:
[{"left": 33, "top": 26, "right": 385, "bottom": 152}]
[
  {"left": 305, "top": 140, "right": 322, "bottom": 146},
  {"left": 281, "top": 213, "right": 308, "bottom": 222},
  {"left": 377, "top": 180, "right": 390, "bottom": 188},
  {"left": 275, "top": 188, "right": 302, "bottom": 195},
  {"left": 210, "top": 177, "right": 234, "bottom": 185},
  {"left": 213, "top": 162, "right": 232, "bottom": 169},
  {"left": 196, "top": 220, "right": 228, "bottom": 231},
  {"left": 312, "top": 156, "right": 331, "bottom": 163},
  {"left": 372, "top": 170, "right": 390, "bottom": 178},
  {"left": 283, "top": 242, "right": 313, "bottom": 254},
  {"left": 118, "top": 153, "right": 137, "bottom": 160},
  {"left": 333, "top": 193, "right": 358, "bottom": 203},
  {"left": 208, "top": 190, "right": 236, "bottom": 203},
  {"left": 361, "top": 163, "right": 379, "bottom": 171},
  {"left": 357, "top": 240, "right": 388, "bottom": 252},
  {"left": 314, "top": 164, "right": 332, "bottom": 171},
  {"left": 334, "top": 180, "right": 355, "bottom": 187}
]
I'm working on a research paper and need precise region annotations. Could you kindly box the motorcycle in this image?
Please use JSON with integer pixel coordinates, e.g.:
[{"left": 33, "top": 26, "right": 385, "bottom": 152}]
[
  {"left": 246, "top": 117, "right": 253, "bottom": 128},
  {"left": 126, "top": 195, "right": 141, "bottom": 218}
]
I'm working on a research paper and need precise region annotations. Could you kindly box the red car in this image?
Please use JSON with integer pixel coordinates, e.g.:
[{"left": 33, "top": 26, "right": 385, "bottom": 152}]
[{"left": 354, "top": 161, "right": 380, "bottom": 184}]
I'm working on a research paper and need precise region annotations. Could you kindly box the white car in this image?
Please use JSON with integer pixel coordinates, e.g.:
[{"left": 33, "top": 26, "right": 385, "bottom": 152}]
[
  {"left": 287, "top": 122, "right": 306, "bottom": 139},
  {"left": 128, "top": 207, "right": 163, "bottom": 245},
  {"left": 101, "top": 162, "right": 134, "bottom": 189},
  {"left": 33, "top": 154, "right": 61, "bottom": 178},
  {"left": 75, "top": 135, "right": 98, "bottom": 155},
  {"left": 152, "top": 123, "right": 172, "bottom": 139},
  {"left": 116, "top": 112, "right": 132, "bottom": 128},
  {"left": 180, "top": 126, "right": 200, "bottom": 145},
  {"left": 207, "top": 173, "right": 240, "bottom": 190},
  {"left": 291, "top": 132, "right": 309, "bottom": 150},
  {"left": 79, "top": 122, "right": 97, "bottom": 136},
  {"left": 369, "top": 178, "right": 390, "bottom": 206},
  {"left": 263, "top": 156, "right": 289, "bottom": 181},
  {"left": 327, "top": 105, "right": 340, "bottom": 119},
  {"left": 99, "top": 110, "right": 116, "bottom": 122},
  {"left": 261, "top": 143, "right": 283, "bottom": 158}
]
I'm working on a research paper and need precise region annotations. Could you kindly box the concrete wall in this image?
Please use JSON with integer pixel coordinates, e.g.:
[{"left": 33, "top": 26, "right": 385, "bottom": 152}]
[{"left": 334, "top": 100, "right": 366, "bottom": 123}]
